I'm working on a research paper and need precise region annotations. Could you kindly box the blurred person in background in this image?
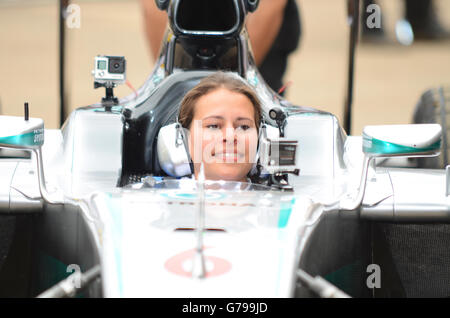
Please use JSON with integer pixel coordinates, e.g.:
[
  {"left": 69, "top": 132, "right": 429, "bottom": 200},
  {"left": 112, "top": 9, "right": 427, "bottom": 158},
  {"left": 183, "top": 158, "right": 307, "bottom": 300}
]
[
  {"left": 140, "top": 0, "right": 301, "bottom": 94},
  {"left": 362, "top": 0, "right": 450, "bottom": 41}
]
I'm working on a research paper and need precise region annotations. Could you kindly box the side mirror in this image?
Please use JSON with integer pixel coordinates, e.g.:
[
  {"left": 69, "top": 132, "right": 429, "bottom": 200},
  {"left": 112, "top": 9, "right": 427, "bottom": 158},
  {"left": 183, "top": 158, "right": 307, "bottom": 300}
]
[
  {"left": 340, "top": 124, "right": 442, "bottom": 210},
  {"left": 0, "top": 115, "right": 44, "bottom": 149},
  {"left": 362, "top": 124, "right": 441, "bottom": 157},
  {"left": 0, "top": 112, "right": 62, "bottom": 204}
]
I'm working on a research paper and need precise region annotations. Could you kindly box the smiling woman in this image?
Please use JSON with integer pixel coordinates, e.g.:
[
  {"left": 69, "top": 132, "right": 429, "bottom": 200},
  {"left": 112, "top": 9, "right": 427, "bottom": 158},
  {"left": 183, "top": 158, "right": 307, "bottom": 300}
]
[{"left": 178, "top": 72, "right": 262, "bottom": 182}]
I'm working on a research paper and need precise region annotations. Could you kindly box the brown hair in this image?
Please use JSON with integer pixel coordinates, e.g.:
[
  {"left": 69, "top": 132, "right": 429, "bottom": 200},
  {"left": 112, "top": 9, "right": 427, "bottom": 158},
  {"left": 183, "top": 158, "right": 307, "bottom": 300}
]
[{"left": 179, "top": 72, "right": 262, "bottom": 131}]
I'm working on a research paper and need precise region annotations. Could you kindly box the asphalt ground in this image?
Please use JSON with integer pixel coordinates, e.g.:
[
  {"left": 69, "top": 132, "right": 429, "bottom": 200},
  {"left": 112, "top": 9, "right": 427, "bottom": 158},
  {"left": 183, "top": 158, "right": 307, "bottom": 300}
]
[{"left": 1, "top": 0, "right": 450, "bottom": 134}]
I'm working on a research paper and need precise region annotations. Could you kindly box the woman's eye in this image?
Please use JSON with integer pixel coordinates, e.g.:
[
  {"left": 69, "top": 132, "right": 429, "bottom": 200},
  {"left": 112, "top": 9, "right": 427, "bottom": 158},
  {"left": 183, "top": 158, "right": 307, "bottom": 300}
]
[
  {"left": 237, "top": 125, "right": 250, "bottom": 131},
  {"left": 206, "top": 124, "right": 219, "bottom": 129}
]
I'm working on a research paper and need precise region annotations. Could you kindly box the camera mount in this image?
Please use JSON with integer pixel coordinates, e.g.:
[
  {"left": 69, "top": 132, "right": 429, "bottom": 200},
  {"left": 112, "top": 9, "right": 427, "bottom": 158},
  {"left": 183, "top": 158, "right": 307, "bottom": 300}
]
[
  {"left": 94, "top": 81, "right": 119, "bottom": 110},
  {"left": 258, "top": 124, "right": 300, "bottom": 191},
  {"left": 269, "top": 108, "right": 287, "bottom": 137},
  {"left": 92, "top": 55, "right": 126, "bottom": 111}
]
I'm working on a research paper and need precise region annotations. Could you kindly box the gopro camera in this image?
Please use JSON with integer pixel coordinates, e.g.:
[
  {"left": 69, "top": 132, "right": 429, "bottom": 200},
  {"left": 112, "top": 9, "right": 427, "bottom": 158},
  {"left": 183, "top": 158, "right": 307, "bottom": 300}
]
[
  {"left": 92, "top": 55, "right": 126, "bottom": 85},
  {"left": 259, "top": 126, "right": 299, "bottom": 175}
]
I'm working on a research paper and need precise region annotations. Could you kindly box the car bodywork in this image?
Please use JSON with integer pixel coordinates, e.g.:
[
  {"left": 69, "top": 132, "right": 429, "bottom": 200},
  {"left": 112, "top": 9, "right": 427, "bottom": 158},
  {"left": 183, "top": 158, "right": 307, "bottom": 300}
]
[{"left": 0, "top": 0, "right": 449, "bottom": 298}]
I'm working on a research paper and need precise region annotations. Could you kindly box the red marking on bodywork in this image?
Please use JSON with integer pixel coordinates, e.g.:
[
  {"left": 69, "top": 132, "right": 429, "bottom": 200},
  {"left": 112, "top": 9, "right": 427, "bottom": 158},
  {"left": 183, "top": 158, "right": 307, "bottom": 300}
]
[{"left": 164, "top": 248, "right": 231, "bottom": 278}]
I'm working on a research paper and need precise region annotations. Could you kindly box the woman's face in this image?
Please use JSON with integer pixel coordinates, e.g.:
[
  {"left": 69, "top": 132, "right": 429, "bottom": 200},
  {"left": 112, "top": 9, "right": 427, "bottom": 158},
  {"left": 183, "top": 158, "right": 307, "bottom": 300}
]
[{"left": 188, "top": 88, "right": 258, "bottom": 182}]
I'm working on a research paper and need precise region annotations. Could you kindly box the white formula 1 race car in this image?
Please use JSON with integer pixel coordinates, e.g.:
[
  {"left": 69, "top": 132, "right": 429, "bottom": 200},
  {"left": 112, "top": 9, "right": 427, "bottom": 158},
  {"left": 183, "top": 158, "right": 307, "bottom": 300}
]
[{"left": 0, "top": 0, "right": 448, "bottom": 299}]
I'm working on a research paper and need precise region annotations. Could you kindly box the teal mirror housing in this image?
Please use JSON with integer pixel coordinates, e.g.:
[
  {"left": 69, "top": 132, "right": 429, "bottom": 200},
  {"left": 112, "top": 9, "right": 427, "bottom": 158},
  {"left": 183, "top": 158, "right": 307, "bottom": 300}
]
[
  {"left": 0, "top": 116, "right": 44, "bottom": 149},
  {"left": 0, "top": 115, "right": 62, "bottom": 205},
  {"left": 362, "top": 124, "right": 441, "bottom": 157},
  {"left": 341, "top": 124, "right": 442, "bottom": 211}
]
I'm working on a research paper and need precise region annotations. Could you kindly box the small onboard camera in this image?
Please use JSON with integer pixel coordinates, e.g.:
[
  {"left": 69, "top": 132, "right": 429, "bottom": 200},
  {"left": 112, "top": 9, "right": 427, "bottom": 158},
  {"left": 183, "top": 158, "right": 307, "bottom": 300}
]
[
  {"left": 92, "top": 55, "right": 126, "bottom": 109},
  {"left": 258, "top": 124, "right": 299, "bottom": 191}
]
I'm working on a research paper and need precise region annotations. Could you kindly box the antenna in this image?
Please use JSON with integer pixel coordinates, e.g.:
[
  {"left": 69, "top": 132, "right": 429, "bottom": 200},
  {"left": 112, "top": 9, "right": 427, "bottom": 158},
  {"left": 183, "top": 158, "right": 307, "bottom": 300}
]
[
  {"left": 192, "top": 163, "right": 206, "bottom": 279},
  {"left": 24, "top": 102, "right": 29, "bottom": 121}
]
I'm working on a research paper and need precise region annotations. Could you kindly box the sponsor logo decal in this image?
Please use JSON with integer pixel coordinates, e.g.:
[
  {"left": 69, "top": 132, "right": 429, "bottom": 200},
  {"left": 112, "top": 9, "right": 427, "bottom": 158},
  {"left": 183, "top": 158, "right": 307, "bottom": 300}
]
[{"left": 165, "top": 247, "right": 231, "bottom": 278}]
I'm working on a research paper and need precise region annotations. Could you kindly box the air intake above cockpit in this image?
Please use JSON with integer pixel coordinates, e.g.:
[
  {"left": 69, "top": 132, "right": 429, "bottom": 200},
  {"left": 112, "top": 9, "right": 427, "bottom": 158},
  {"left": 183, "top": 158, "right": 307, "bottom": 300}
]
[{"left": 171, "top": 0, "right": 244, "bottom": 38}]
